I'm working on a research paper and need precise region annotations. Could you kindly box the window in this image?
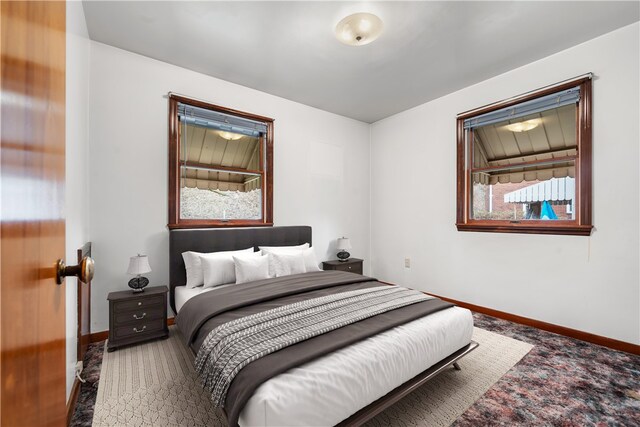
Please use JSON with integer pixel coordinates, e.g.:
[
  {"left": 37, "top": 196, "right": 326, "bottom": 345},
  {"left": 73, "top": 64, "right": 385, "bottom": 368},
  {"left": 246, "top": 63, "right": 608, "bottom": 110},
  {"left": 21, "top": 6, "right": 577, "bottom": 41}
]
[
  {"left": 168, "top": 94, "right": 273, "bottom": 228},
  {"left": 456, "top": 76, "right": 592, "bottom": 236}
]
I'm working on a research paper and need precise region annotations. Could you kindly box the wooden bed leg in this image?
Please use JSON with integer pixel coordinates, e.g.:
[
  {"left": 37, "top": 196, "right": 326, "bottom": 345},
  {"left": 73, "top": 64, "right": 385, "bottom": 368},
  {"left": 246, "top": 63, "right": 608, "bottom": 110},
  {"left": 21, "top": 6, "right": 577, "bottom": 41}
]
[{"left": 453, "top": 362, "right": 461, "bottom": 371}]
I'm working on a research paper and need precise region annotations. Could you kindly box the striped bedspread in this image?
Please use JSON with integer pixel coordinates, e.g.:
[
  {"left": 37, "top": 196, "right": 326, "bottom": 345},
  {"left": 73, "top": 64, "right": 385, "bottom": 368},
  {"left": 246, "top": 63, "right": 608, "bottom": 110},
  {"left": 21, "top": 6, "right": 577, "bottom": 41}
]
[{"left": 195, "top": 285, "right": 430, "bottom": 406}]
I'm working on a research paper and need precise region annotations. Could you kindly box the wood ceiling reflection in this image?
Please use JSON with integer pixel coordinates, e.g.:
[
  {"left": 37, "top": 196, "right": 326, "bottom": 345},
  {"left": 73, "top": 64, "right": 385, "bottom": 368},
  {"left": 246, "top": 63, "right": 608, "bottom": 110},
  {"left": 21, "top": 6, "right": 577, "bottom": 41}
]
[
  {"left": 180, "top": 125, "right": 260, "bottom": 191},
  {"left": 473, "top": 104, "right": 577, "bottom": 184}
]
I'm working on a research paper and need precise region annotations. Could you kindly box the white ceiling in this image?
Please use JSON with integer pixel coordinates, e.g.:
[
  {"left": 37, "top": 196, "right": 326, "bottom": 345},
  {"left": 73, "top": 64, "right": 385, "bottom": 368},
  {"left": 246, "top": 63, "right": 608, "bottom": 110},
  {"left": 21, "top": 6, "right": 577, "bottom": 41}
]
[{"left": 82, "top": 1, "right": 639, "bottom": 123}]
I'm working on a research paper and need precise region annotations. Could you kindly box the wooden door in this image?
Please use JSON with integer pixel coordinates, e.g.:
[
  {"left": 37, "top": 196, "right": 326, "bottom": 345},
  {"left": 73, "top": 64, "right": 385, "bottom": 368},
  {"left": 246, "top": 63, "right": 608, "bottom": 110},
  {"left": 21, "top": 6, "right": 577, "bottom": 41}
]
[{"left": 1, "top": 1, "right": 67, "bottom": 426}]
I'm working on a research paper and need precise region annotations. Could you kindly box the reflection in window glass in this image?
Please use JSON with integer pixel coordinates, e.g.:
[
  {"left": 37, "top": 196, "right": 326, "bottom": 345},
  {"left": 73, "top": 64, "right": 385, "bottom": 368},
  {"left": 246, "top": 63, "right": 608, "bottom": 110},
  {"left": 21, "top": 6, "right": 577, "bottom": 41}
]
[
  {"left": 178, "top": 105, "right": 265, "bottom": 221},
  {"left": 180, "top": 172, "right": 262, "bottom": 220},
  {"left": 472, "top": 176, "right": 575, "bottom": 220},
  {"left": 469, "top": 102, "right": 577, "bottom": 221}
]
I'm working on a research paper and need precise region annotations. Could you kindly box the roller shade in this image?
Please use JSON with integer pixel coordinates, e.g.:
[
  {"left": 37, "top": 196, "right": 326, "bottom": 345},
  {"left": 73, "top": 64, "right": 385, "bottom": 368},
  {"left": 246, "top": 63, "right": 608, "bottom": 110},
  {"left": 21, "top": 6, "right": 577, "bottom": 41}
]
[
  {"left": 464, "top": 86, "right": 580, "bottom": 130},
  {"left": 178, "top": 103, "right": 267, "bottom": 137}
]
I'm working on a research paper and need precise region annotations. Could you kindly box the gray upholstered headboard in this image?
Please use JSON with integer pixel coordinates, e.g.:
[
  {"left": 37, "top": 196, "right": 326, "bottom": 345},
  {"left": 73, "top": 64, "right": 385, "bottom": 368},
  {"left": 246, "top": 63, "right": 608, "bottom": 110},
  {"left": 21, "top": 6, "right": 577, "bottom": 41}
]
[{"left": 169, "top": 226, "right": 312, "bottom": 314}]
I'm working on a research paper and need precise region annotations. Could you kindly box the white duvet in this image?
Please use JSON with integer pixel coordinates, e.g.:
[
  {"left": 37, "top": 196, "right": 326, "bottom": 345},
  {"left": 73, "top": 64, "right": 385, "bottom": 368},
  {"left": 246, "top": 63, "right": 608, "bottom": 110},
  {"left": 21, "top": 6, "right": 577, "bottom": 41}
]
[{"left": 175, "top": 285, "right": 473, "bottom": 426}]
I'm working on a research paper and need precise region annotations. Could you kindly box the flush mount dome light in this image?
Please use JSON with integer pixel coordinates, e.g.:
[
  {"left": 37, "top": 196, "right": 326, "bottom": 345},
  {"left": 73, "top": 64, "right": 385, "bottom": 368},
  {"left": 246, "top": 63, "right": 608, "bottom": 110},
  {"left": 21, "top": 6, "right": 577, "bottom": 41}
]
[
  {"left": 505, "top": 119, "right": 541, "bottom": 133},
  {"left": 335, "top": 12, "right": 383, "bottom": 46}
]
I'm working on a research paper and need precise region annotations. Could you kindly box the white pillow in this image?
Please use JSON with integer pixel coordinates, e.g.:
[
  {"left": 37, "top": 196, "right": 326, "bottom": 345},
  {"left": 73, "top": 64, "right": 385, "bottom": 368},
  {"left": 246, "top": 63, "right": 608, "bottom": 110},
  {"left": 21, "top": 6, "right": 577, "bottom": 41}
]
[
  {"left": 198, "top": 248, "right": 255, "bottom": 288},
  {"left": 302, "top": 247, "right": 321, "bottom": 272},
  {"left": 234, "top": 255, "right": 270, "bottom": 284},
  {"left": 259, "top": 243, "right": 310, "bottom": 255},
  {"left": 259, "top": 243, "right": 320, "bottom": 272},
  {"left": 182, "top": 251, "right": 207, "bottom": 288},
  {"left": 183, "top": 247, "right": 254, "bottom": 288},
  {"left": 268, "top": 252, "right": 306, "bottom": 278}
]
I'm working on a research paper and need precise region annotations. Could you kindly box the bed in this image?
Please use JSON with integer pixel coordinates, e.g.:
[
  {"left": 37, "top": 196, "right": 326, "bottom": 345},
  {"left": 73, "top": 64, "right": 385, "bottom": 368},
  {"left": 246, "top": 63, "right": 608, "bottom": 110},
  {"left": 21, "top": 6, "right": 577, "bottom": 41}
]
[{"left": 170, "top": 226, "right": 478, "bottom": 426}]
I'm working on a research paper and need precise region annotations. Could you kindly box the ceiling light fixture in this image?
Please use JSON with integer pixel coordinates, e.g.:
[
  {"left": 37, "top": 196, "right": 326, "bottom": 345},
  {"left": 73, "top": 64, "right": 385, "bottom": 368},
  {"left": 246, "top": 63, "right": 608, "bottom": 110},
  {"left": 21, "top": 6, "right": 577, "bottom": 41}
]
[
  {"left": 505, "top": 119, "right": 541, "bottom": 133},
  {"left": 335, "top": 12, "right": 383, "bottom": 46}
]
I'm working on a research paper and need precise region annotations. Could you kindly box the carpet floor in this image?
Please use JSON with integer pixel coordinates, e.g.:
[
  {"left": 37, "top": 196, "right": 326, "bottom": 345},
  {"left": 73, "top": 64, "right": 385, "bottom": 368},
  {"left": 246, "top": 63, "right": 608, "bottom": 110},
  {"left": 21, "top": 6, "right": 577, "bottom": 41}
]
[
  {"left": 71, "top": 313, "right": 640, "bottom": 426},
  {"left": 456, "top": 314, "right": 640, "bottom": 426}
]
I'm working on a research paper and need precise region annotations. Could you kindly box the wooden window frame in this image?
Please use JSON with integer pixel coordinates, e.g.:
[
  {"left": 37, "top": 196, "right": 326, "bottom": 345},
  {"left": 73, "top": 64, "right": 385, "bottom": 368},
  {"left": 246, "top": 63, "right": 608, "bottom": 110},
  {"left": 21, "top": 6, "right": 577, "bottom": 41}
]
[
  {"left": 456, "top": 77, "right": 593, "bottom": 236},
  {"left": 168, "top": 94, "right": 274, "bottom": 229}
]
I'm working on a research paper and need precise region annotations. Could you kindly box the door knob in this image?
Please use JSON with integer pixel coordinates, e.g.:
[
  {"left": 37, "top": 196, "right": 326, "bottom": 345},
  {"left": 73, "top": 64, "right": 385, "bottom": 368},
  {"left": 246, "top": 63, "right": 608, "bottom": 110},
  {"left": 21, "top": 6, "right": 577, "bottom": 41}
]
[{"left": 56, "top": 256, "right": 95, "bottom": 285}]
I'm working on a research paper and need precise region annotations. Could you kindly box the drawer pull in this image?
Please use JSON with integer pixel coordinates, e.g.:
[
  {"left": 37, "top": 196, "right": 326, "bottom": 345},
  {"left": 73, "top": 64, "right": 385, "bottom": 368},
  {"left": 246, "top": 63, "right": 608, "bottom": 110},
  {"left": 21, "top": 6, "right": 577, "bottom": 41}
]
[
  {"left": 133, "top": 326, "right": 146, "bottom": 333},
  {"left": 137, "top": 302, "right": 142, "bottom": 306},
  {"left": 348, "top": 266, "right": 352, "bottom": 270},
  {"left": 133, "top": 312, "right": 146, "bottom": 320}
]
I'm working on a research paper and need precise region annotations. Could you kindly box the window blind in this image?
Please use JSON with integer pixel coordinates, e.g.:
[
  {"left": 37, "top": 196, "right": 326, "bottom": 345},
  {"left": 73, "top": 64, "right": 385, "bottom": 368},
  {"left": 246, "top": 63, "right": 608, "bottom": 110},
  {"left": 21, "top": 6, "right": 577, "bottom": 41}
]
[
  {"left": 178, "top": 103, "right": 267, "bottom": 137},
  {"left": 463, "top": 86, "right": 580, "bottom": 130}
]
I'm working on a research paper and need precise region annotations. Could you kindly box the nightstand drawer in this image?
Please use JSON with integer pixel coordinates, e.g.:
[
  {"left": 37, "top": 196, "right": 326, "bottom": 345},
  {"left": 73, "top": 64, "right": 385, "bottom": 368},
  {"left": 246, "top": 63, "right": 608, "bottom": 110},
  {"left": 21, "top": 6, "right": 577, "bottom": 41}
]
[
  {"left": 322, "top": 258, "right": 364, "bottom": 275},
  {"left": 334, "top": 263, "right": 363, "bottom": 274},
  {"left": 111, "top": 318, "right": 165, "bottom": 340},
  {"left": 114, "top": 306, "right": 165, "bottom": 326},
  {"left": 113, "top": 295, "right": 164, "bottom": 313}
]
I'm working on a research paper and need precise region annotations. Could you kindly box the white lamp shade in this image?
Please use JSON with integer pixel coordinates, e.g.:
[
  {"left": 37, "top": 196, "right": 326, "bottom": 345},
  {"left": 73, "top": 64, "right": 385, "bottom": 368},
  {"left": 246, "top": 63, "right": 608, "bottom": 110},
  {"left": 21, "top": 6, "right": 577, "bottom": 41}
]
[
  {"left": 127, "top": 255, "right": 151, "bottom": 275},
  {"left": 337, "top": 238, "right": 352, "bottom": 250}
]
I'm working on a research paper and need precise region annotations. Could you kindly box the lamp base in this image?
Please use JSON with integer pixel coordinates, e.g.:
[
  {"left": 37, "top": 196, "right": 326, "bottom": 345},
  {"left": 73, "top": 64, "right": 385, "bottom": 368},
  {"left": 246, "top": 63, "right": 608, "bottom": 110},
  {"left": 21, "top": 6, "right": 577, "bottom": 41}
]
[
  {"left": 337, "top": 251, "right": 350, "bottom": 262},
  {"left": 128, "top": 276, "right": 149, "bottom": 293}
]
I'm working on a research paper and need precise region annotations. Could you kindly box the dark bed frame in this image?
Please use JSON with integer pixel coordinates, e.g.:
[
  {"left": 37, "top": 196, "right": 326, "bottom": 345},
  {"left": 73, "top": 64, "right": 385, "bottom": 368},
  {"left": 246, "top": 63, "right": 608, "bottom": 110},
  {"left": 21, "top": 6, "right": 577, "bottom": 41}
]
[{"left": 169, "top": 226, "right": 478, "bottom": 426}]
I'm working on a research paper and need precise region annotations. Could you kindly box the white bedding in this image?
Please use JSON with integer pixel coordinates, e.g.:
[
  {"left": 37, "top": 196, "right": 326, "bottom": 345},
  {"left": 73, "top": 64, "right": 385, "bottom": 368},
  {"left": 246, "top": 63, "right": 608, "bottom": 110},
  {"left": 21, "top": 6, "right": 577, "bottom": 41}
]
[
  {"left": 240, "top": 305, "right": 473, "bottom": 426},
  {"left": 175, "top": 286, "right": 473, "bottom": 426},
  {"left": 175, "top": 283, "right": 233, "bottom": 312}
]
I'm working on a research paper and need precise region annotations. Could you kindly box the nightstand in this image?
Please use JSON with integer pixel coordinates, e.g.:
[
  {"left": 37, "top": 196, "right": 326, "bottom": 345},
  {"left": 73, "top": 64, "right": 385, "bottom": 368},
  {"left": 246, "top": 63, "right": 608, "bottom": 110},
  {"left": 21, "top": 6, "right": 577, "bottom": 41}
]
[
  {"left": 322, "top": 258, "right": 363, "bottom": 275},
  {"left": 107, "top": 285, "right": 169, "bottom": 352}
]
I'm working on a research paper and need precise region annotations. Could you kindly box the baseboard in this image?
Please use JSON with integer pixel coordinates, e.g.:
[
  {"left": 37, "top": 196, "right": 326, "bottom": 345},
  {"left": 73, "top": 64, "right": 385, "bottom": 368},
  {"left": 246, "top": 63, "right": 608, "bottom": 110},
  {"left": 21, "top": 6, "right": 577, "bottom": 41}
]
[
  {"left": 90, "top": 317, "right": 175, "bottom": 344},
  {"left": 89, "top": 330, "right": 109, "bottom": 344},
  {"left": 427, "top": 292, "right": 640, "bottom": 356},
  {"left": 66, "top": 377, "right": 81, "bottom": 426}
]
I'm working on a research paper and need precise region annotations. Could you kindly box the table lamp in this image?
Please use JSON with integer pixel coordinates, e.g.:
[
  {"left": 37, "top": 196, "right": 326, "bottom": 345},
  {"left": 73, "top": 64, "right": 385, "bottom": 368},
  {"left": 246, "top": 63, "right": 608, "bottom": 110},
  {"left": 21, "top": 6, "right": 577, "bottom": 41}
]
[
  {"left": 127, "top": 254, "right": 151, "bottom": 293},
  {"left": 337, "top": 237, "right": 352, "bottom": 262}
]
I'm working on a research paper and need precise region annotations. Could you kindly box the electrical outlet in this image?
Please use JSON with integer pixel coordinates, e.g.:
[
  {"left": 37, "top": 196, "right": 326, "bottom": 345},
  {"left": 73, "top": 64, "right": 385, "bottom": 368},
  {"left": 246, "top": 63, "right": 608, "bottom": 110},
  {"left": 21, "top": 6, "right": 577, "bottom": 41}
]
[
  {"left": 404, "top": 258, "right": 411, "bottom": 268},
  {"left": 75, "top": 361, "right": 83, "bottom": 376}
]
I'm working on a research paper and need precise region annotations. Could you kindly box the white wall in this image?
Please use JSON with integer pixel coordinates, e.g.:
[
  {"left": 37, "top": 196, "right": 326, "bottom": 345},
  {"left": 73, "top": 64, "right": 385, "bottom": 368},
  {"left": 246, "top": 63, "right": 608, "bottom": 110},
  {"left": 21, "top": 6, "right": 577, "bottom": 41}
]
[
  {"left": 65, "top": 1, "right": 91, "bottom": 400},
  {"left": 88, "top": 42, "right": 371, "bottom": 332},
  {"left": 84, "top": 20, "right": 638, "bottom": 345},
  {"left": 370, "top": 23, "right": 640, "bottom": 345}
]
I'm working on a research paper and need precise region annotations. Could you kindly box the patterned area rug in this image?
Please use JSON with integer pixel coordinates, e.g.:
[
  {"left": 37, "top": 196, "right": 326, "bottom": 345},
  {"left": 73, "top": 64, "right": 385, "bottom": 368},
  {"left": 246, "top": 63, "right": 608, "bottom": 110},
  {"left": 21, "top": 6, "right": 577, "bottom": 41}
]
[
  {"left": 92, "top": 330, "right": 223, "bottom": 426},
  {"left": 91, "top": 326, "right": 532, "bottom": 426}
]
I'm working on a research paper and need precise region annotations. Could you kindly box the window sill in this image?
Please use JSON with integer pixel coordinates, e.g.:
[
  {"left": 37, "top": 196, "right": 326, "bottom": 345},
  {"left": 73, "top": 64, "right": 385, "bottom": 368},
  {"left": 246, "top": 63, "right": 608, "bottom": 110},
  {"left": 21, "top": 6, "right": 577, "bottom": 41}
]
[
  {"left": 168, "top": 221, "right": 274, "bottom": 230},
  {"left": 456, "top": 222, "right": 593, "bottom": 236}
]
